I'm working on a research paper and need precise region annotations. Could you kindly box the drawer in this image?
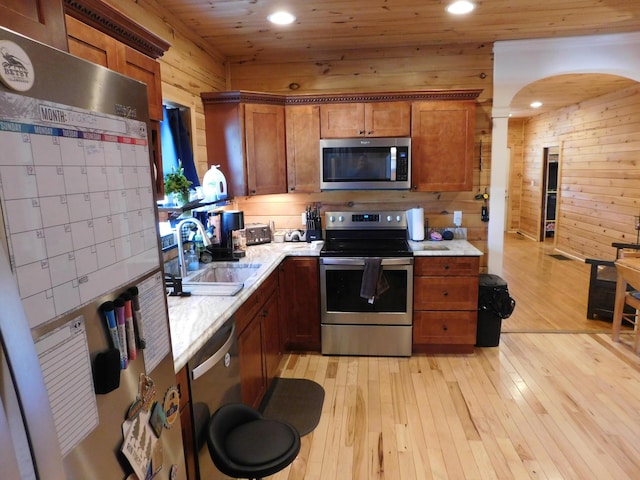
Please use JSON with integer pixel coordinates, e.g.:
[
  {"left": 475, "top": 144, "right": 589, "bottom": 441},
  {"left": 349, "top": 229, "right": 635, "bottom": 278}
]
[
  {"left": 414, "top": 256, "right": 479, "bottom": 276},
  {"left": 414, "top": 276, "right": 479, "bottom": 310},
  {"left": 235, "top": 270, "right": 278, "bottom": 335},
  {"left": 413, "top": 311, "right": 477, "bottom": 345}
]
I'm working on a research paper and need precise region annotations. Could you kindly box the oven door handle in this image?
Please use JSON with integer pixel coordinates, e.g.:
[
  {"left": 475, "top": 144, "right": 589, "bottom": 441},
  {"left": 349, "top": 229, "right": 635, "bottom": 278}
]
[
  {"left": 320, "top": 257, "right": 413, "bottom": 266},
  {"left": 191, "top": 322, "right": 236, "bottom": 381}
]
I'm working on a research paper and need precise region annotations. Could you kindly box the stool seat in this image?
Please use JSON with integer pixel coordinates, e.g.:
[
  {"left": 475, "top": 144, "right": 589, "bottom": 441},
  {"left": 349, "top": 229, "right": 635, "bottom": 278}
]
[{"left": 207, "top": 403, "right": 301, "bottom": 479}]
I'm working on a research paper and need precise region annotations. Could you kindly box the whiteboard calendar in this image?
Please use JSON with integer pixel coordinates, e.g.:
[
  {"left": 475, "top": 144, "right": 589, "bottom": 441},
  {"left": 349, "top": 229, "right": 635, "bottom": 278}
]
[{"left": 0, "top": 91, "right": 159, "bottom": 328}]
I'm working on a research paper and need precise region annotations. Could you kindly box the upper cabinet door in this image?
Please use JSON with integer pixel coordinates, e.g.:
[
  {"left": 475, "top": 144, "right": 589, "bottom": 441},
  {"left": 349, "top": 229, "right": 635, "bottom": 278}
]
[
  {"left": 320, "top": 102, "right": 410, "bottom": 138},
  {"left": 244, "top": 103, "right": 287, "bottom": 195},
  {"left": 66, "top": 15, "right": 117, "bottom": 69},
  {"left": 0, "top": 0, "right": 68, "bottom": 51},
  {"left": 285, "top": 105, "right": 321, "bottom": 193},
  {"left": 320, "top": 103, "right": 364, "bottom": 138},
  {"left": 364, "top": 102, "right": 411, "bottom": 137},
  {"left": 411, "top": 100, "right": 476, "bottom": 192},
  {"left": 118, "top": 44, "right": 163, "bottom": 122}
]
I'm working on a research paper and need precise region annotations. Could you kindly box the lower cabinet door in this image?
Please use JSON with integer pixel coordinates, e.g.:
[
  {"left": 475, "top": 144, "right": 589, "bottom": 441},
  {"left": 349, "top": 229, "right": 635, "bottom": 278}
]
[{"left": 238, "top": 317, "right": 265, "bottom": 409}]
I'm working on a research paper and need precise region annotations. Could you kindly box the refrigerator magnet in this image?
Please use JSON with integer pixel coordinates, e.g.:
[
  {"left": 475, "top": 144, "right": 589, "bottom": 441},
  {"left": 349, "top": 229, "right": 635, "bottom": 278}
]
[
  {"left": 149, "top": 401, "right": 166, "bottom": 438},
  {"left": 163, "top": 386, "right": 180, "bottom": 428}
]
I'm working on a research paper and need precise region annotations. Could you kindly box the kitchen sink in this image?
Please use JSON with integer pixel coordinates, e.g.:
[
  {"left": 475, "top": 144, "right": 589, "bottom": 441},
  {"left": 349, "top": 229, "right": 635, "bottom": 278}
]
[{"left": 179, "top": 262, "right": 263, "bottom": 296}]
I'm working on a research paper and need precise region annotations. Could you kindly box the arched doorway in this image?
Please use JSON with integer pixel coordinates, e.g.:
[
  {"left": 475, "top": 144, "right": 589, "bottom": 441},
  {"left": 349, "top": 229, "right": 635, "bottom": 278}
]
[{"left": 488, "top": 32, "right": 640, "bottom": 274}]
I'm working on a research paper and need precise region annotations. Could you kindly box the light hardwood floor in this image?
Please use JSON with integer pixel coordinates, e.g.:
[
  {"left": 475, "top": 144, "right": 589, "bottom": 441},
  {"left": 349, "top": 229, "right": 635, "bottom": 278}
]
[{"left": 271, "top": 234, "right": 640, "bottom": 480}]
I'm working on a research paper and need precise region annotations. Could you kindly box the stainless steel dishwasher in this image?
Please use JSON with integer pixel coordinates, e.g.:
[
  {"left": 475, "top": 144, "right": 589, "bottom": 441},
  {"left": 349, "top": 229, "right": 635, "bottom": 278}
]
[{"left": 187, "top": 316, "right": 241, "bottom": 480}]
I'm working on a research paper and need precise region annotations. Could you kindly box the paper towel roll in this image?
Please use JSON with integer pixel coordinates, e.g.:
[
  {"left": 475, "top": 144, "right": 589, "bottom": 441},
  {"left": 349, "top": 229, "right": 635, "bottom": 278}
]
[{"left": 407, "top": 207, "right": 425, "bottom": 241}]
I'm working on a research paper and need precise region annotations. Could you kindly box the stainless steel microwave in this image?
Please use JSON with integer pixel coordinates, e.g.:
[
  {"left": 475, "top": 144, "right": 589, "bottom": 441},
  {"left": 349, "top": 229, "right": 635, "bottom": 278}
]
[{"left": 320, "top": 137, "right": 411, "bottom": 190}]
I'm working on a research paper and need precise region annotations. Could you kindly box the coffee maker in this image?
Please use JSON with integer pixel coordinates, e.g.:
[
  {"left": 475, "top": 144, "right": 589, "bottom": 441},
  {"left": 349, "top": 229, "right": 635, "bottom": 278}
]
[{"left": 207, "top": 210, "right": 245, "bottom": 260}]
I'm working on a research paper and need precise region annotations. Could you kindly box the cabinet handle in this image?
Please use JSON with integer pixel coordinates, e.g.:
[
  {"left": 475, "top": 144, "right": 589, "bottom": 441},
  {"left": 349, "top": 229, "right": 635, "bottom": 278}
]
[
  {"left": 443, "top": 291, "right": 449, "bottom": 297},
  {"left": 359, "top": 130, "right": 365, "bottom": 135},
  {"left": 367, "top": 131, "right": 373, "bottom": 135},
  {"left": 442, "top": 325, "right": 448, "bottom": 331},
  {"left": 444, "top": 265, "right": 450, "bottom": 270},
  {"left": 251, "top": 189, "right": 256, "bottom": 194}
]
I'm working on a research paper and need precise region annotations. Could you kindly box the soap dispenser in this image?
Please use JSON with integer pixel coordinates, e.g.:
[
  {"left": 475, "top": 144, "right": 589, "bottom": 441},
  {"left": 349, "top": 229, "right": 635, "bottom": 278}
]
[{"left": 185, "top": 246, "right": 199, "bottom": 271}]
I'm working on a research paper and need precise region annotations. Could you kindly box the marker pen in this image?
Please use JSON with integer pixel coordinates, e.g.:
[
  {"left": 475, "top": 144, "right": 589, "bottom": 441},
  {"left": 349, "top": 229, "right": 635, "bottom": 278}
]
[
  {"left": 99, "top": 301, "right": 120, "bottom": 352},
  {"left": 113, "top": 298, "right": 128, "bottom": 369},
  {"left": 127, "top": 286, "right": 146, "bottom": 349},
  {"left": 120, "top": 293, "right": 137, "bottom": 361}
]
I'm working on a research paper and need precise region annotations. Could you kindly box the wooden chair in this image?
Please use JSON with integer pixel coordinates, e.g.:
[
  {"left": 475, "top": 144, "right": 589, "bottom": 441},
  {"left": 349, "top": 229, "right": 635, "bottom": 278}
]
[{"left": 612, "top": 255, "right": 640, "bottom": 354}]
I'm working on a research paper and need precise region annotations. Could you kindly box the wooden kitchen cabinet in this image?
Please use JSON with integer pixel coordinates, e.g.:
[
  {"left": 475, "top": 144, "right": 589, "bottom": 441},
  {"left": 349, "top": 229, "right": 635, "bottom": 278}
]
[
  {"left": 278, "top": 257, "right": 321, "bottom": 351},
  {"left": 65, "top": 15, "right": 163, "bottom": 121},
  {"left": 202, "top": 92, "right": 287, "bottom": 197},
  {"left": 285, "top": 104, "right": 321, "bottom": 193},
  {"left": 238, "top": 312, "right": 266, "bottom": 409},
  {"left": 411, "top": 100, "right": 476, "bottom": 192},
  {"left": 65, "top": 12, "right": 167, "bottom": 194},
  {"left": 236, "top": 270, "right": 282, "bottom": 409},
  {"left": 0, "top": 0, "right": 68, "bottom": 51},
  {"left": 320, "top": 101, "right": 411, "bottom": 138},
  {"left": 413, "top": 256, "right": 479, "bottom": 354}
]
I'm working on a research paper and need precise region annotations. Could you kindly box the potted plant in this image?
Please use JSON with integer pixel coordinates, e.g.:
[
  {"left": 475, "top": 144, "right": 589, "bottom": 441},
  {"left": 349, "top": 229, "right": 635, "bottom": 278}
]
[{"left": 164, "top": 162, "right": 192, "bottom": 206}]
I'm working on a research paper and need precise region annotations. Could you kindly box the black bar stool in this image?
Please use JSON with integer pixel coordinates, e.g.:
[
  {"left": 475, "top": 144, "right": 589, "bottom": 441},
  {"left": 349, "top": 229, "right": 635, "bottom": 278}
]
[{"left": 206, "top": 403, "right": 301, "bottom": 480}]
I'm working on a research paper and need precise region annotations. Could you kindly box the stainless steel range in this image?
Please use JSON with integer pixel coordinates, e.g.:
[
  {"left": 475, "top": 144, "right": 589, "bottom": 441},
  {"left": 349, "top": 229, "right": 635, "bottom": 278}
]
[{"left": 320, "top": 211, "right": 414, "bottom": 356}]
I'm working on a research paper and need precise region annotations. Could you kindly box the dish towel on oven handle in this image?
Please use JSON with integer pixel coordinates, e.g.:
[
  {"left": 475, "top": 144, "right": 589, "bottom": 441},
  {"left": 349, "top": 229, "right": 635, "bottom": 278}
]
[{"left": 360, "top": 258, "right": 390, "bottom": 304}]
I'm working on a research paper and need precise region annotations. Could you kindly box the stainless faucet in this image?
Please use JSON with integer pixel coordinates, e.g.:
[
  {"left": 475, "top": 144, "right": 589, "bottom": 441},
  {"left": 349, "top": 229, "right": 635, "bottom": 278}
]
[{"left": 176, "top": 218, "right": 212, "bottom": 277}]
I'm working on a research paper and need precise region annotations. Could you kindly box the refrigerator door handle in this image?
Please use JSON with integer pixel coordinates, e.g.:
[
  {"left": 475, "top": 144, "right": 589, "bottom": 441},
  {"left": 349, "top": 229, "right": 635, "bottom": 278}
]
[{"left": 191, "top": 323, "right": 236, "bottom": 381}]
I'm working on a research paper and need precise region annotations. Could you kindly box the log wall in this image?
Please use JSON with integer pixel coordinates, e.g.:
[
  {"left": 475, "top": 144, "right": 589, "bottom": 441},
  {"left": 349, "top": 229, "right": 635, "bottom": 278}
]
[
  {"left": 507, "top": 119, "right": 525, "bottom": 232},
  {"left": 517, "top": 84, "right": 640, "bottom": 260}
]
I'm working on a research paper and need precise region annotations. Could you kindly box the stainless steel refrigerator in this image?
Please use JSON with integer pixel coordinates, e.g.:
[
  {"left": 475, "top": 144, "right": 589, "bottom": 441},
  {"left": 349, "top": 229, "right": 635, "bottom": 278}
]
[{"left": 0, "top": 27, "right": 186, "bottom": 479}]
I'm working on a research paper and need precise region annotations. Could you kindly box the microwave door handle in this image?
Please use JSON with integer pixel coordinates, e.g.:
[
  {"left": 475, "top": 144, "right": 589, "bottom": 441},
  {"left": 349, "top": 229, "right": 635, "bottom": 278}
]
[{"left": 389, "top": 147, "right": 397, "bottom": 181}]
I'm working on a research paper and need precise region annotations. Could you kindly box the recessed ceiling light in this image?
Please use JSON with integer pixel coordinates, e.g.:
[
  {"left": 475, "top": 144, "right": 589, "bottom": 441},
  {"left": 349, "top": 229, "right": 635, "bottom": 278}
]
[
  {"left": 530, "top": 101, "right": 543, "bottom": 108},
  {"left": 268, "top": 11, "right": 296, "bottom": 25},
  {"left": 446, "top": 1, "right": 475, "bottom": 15}
]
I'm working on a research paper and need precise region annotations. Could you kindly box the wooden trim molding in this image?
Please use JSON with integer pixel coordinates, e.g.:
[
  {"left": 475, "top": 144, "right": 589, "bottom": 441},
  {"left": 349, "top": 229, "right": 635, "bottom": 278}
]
[
  {"left": 202, "top": 89, "right": 483, "bottom": 105},
  {"left": 201, "top": 91, "right": 287, "bottom": 105},
  {"left": 286, "top": 90, "right": 483, "bottom": 104},
  {"left": 63, "top": 0, "right": 170, "bottom": 59}
]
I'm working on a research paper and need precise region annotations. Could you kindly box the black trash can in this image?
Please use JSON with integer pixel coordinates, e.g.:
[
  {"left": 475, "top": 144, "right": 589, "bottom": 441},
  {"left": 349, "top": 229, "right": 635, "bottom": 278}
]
[{"left": 476, "top": 274, "right": 516, "bottom": 347}]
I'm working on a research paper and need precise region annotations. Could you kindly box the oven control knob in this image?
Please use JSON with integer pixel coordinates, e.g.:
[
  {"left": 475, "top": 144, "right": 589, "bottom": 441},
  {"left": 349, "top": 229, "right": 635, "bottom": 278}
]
[
  {"left": 396, "top": 215, "right": 402, "bottom": 222},
  {"left": 338, "top": 215, "right": 344, "bottom": 222},
  {"left": 386, "top": 215, "right": 392, "bottom": 222},
  {"left": 329, "top": 215, "right": 335, "bottom": 223}
]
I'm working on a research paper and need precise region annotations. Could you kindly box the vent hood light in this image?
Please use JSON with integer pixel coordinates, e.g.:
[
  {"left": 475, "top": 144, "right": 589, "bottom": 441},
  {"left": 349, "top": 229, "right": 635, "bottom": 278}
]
[
  {"left": 530, "top": 101, "right": 543, "bottom": 108},
  {"left": 268, "top": 11, "right": 296, "bottom": 25},
  {"left": 446, "top": 1, "right": 475, "bottom": 14}
]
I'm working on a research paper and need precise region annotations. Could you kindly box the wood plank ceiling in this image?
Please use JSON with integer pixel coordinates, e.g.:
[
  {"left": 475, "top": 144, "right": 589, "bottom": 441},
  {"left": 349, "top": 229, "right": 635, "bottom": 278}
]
[{"left": 154, "top": 0, "right": 640, "bottom": 116}]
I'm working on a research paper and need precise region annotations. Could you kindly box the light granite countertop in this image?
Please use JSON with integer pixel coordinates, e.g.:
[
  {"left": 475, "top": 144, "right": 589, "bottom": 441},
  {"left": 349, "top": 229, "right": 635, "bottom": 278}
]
[{"left": 168, "top": 239, "right": 482, "bottom": 372}]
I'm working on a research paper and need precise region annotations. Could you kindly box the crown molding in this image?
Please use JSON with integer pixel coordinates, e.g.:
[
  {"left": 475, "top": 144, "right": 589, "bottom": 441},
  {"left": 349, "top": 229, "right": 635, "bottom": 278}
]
[{"left": 64, "top": 0, "right": 170, "bottom": 59}]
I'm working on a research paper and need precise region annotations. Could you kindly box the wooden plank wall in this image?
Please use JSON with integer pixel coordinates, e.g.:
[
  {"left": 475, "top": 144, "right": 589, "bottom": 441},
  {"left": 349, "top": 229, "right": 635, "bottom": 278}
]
[
  {"left": 101, "top": 1, "right": 495, "bottom": 266},
  {"left": 507, "top": 119, "right": 525, "bottom": 232},
  {"left": 516, "top": 84, "right": 640, "bottom": 260}
]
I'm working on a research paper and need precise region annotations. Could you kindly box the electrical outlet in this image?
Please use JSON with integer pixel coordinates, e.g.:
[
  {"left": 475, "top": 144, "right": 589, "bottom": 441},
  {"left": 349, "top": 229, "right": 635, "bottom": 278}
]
[{"left": 453, "top": 211, "right": 462, "bottom": 226}]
